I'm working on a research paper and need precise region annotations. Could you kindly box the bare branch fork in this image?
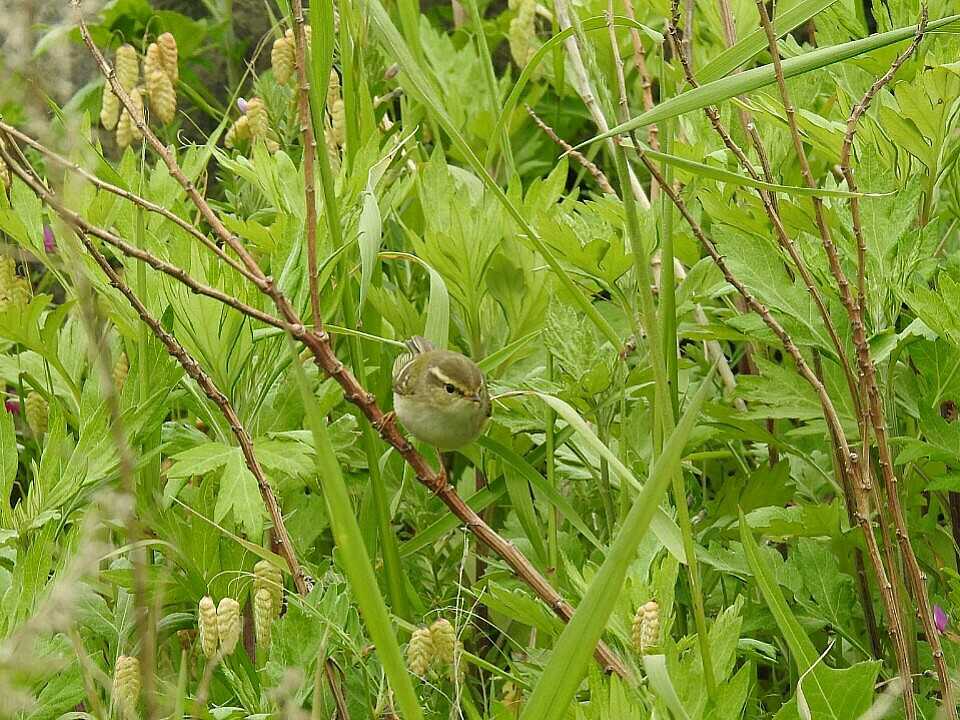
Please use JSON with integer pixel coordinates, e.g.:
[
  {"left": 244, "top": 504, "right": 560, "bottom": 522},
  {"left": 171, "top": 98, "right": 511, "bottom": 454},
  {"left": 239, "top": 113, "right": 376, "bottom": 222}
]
[{"left": 56, "top": 0, "right": 631, "bottom": 677}]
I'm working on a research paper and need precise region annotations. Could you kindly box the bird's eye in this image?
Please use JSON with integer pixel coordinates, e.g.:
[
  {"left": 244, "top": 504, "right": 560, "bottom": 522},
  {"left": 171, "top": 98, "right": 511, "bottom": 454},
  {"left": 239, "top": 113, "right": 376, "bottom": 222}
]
[{"left": 444, "top": 383, "right": 456, "bottom": 394}]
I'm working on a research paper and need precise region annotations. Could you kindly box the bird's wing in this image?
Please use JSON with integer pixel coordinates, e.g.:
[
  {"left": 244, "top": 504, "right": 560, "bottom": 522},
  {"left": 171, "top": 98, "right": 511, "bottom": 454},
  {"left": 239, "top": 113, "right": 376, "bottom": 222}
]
[
  {"left": 405, "top": 335, "right": 434, "bottom": 354},
  {"left": 393, "top": 336, "right": 433, "bottom": 393}
]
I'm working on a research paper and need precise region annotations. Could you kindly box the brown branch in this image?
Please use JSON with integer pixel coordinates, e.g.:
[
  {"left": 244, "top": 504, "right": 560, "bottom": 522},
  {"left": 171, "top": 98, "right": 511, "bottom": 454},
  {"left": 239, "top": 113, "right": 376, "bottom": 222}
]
[
  {"left": 524, "top": 105, "right": 615, "bottom": 194},
  {"left": 0, "top": 121, "right": 261, "bottom": 286},
  {"left": 72, "top": 1, "right": 631, "bottom": 677},
  {"left": 833, "top": 8, "right": 955, "bottom": 713},
  {"left": 628, "top": 140, "right": 916, "bottom": 714},
  {"left": 289, "top": 0, "right": 323, "bottom": 332},
  {"left": 0, "top": 142, "right": 314, "bottom": 599}
]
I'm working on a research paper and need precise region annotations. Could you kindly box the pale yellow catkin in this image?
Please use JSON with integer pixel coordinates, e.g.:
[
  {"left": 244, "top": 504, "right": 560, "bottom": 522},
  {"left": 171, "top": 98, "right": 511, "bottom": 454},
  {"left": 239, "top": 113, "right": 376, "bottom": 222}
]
[
  {"left": 116, "top": 87, "right": 144, "bottom": 148},
  {"left": 245, "top": 98, "right": 269, "bottom": 139},
  {"left": 324, "top": 129, "right": 341, "bottom": 175},
  {"left": 271, "top": 36, "right": 294, "bottom": 85},
  {"left": 145, "top": 43, "right": 176, "bottom": 124},
  {"left": 429, "top": 618, "right": 456, "bottom": 665},
  {"left": 115, "top": 44, "right": 140, "bottom": 92},
  {"left": 217, "top": 597, "right": 242, "bottom": 655},
  {"left": 326, "top": 69, "right": 341, "bottom": 109},
  {"left": 632, "top": 600, "right": 660, "bottom": 655},
  {"left": 406, "top": 626, "right": 434, "bottom": 676},
  {"left": 198, "top": 595, "right": 219, "bottom": 658},
  {"left": 253, "top": 586, "right": 274, "bottom": 651},
  {"left": 502, "top": 681, "right": 522, "bottom": 714},
  {"left": 100, "top": 86, "right": 120, "bottom": 130},
  {"left": 329, "top": 99, "right": 345, "bottom": 147},
  {"left": 253, "top": 559, "right": 283, "bottom": 617},
  {"left": 25, "top": 391, "right": 47, "bottom": 436},
  {"left": 225, "top": 115, "right": 250, "bottom": 148},
  {"left": 157, "top": 32, "right": 178, "bottom": 84},
  {"left": 0, "top": 257, "right": 29, "bottom": 308},
  {"left": 112, "top": 655, "right": 141, "bottom": 718},
  {"left": 0, "top": 155, "right": 8, "bottom": 190},
  {"left": 113, "top": 351, "right": 129, "bottom": 392}
]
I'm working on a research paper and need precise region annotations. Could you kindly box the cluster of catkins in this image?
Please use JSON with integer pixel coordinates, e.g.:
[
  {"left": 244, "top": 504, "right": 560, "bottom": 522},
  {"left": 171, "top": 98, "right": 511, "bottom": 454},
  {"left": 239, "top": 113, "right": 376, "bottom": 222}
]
[
  {"left": 406, "top": 618, "right": 461, "bottom": 678},
  {"left": 197, "top": 595, "right": 242, "bottom": 658},
  {"left": 100, "top": 34, "right": 179, "bottom": 148},
  {"left": 112, "top": 655, "right": 141, "bottom": 719},
  {"left": 631, "top": 600, "right": 660, "bottom": 655}
]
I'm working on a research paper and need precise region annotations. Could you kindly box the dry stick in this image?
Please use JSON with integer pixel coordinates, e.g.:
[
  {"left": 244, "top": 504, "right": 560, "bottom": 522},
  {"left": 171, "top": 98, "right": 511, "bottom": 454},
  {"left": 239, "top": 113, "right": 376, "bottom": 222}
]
[
  {"left": 755, "top": 3, "right": 951, "bottom": 712},
  {"left": 0, "top": 146, "right": 313, "bottom": 598},
  {"left": 666, "top": 0, "right": 863, "bottom": 422},
  {"left": 631, "top": 143, "right": 918, "bottom": 714},
  {"left": 524, "top": 104, "right": 615, "bottom": 194},
  {"left": 0, "top": 147, "right": 290, "bottom": 333},
  {"left": 619, "top": 0, "right": 659, "bottom": 198},
  {"left": 73, "top": 4, "right": 630, "bottom": 677},
  {"left": 0, "top": 122, "right": 261, "bottom": 285},
  {"left": 835, "top": 9, "right": 958, "bottom": 713},
  {"left": 289, "top": 0, "right": 323, "bottom": 333},
  {"left": 553, "top": 0, "right": 650, "bottom": 209}
]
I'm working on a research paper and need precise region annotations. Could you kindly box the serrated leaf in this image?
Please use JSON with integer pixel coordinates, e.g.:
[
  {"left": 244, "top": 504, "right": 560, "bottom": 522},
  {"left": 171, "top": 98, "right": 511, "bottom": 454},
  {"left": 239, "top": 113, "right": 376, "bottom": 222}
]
[{"left": 214, "top": 449, "right": 264, "bottom": 538}]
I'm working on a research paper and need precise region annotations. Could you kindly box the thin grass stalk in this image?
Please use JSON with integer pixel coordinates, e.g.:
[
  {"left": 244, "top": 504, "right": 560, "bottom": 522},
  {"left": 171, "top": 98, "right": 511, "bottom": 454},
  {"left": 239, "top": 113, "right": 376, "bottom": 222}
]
[
  {"left": 628, "top": 141, "right": 918, "bottom": 717},
  {"left": 545, "top": 353, "right": 560, "bottom": 576},
  {"left": 305, "top": 0, "right": 409, "bottom": 618},
  {"left": 619, "top": 0, "right": 659, "bottom": 195},
  {"left": 76, "top": 279, "right": 156, "bottom": 720},
  {"left": 463, "top": 0, "right": 516, "bottom": 176},
  {"left": 657, "top": 54, "right": 678, "bottom": 419},
  {"left": 606, "top": 7, "right": 717, "bottom": 695}
]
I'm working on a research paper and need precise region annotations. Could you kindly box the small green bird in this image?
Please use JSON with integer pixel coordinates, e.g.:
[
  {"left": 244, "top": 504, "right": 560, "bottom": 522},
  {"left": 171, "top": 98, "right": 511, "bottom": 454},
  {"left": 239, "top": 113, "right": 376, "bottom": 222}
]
[{"left": 392, "top": 336, "right": 492, "bottom": 450}]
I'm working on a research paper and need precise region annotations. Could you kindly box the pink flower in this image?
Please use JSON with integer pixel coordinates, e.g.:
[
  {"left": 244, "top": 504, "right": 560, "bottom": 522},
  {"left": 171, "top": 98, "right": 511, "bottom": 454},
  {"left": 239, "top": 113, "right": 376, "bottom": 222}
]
[
  {"left": 42, "top": 224, "right": 56, "bottom": 253},
  {"left": 4, "top": 398, "right": 19, "bottom": 414},
  {"left": 237, "top": 97, "right": 249, "bottom": 114},
  {"left": 934, "top": 605, "right": 949, "bottom": 634}
]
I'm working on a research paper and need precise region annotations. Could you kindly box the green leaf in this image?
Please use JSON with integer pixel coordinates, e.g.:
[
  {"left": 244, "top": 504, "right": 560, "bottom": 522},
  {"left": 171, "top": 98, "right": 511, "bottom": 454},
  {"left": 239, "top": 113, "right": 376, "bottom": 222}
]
[
  {"left": 214, "top": 449, "right": 265, "bottom": 539},
  {"left": 520, "top": 370, "right": 715, "bottom": 720},
  {"left": 167, "top": 441, "right": 237, "bottom": 477},
  {"left": 644, "top": 654, "right": 693, "bottom": 720},
  {"left": 0, "top": 410, "right": 16, "bottom": 523}
]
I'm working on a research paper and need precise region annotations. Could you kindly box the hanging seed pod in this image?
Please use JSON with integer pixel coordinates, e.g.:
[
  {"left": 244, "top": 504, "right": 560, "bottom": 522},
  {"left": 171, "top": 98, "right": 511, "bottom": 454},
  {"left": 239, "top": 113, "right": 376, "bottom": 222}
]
[
  {"left": 198, "top": 595, "right": 219, "bottom": 658},
  {"left": 115, "top": 44, "right": 140, "bottom": 92},
  {"left": 145, "top": 43, "right": 176, "bottom": 124},
  {"left": 508, "top": 0, "right": 536, "bottom": 68},
  {"left": 326, "top": 69, "right": 341, "bottom": 109},
  {"left": 116, "top": 87, "right": 144, "bottom": 148},
  {"left": 25, "top": 392, "right": 47, "bottom": 436},
  {"left": 324, "top": 129, "right": 341, "bottom": 176},
  {"left": 632, "top": 600, "right": 660, "bottom": 655},
  {"left": 157, "top": 32, "right": 178, "bottom": 84},
  {"left": 329, "top": 99, "right": 346, "bottom": 148},
  {"left": 406, "top": 626, "right": 434, "bottom": 676},
  {"left": 245, "top": 98, "right": 269, "bottom": 139},
  {"left": 253, "top": 559, "right": 283, "bottom": 617},
  {"left": 225, "top": 115, "right": 251, "bottom": 148},
  {"left": 429, "top": 618, "right": 456, "bottom": 665},
  {"left": 100, "top": 86, "right": 120, "bottom": 130},
  {"left": 217, "top": 597, "right": 242, "bottom": 655},
  {"left": 112, "top": 655, "right": 141, "bottom": 718},
  {"left": 254, "top": 586, "right": 274, "bottom": 651},
  {"left": 271, "top": 36, "right": 294, "bottom": 85},
  {"left": 113, "top": 352, "right": 129, "bottom": 392}
]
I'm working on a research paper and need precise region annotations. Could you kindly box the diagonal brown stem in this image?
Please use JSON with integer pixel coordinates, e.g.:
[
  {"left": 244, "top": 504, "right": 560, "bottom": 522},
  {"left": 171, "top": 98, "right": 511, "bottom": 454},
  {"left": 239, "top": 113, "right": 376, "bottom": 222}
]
[{"left": 68, "top": 1, "right": 631, "bottom": 676}]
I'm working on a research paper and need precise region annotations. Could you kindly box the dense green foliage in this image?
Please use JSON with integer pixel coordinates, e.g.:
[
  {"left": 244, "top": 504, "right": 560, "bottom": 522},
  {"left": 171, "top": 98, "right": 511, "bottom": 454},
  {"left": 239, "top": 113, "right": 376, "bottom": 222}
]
[{"left": 2, "top": 0, "right": 960, "bottom": 718}]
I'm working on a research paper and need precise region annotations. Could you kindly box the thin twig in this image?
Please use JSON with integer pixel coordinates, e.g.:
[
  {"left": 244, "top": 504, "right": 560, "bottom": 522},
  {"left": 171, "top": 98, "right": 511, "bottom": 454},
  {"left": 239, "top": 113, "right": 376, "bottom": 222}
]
[
  {"left": 619, "top": 0, "right": 659, "bottom": 197},
  {"left": 71, "top": 2, "right": 632, "bottom": 677},
  {"left": 289, "top": 0, "right": 323, "bottom": 332},
  {"left": 0, "top": 143, "right": 314, "bottom": 599},
  {"left": 0, "top": 121, "right": 261, "bottom": 285},
  {"left": 524, "top": 104, "right": 615, "bottom": 194}
]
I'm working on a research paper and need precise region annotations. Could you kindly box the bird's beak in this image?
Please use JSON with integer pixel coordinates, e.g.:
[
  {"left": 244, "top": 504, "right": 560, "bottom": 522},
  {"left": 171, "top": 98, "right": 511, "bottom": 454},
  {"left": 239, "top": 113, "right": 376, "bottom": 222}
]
[{"left": 469, "top": 394, "right": 482, "bottom": 403}]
